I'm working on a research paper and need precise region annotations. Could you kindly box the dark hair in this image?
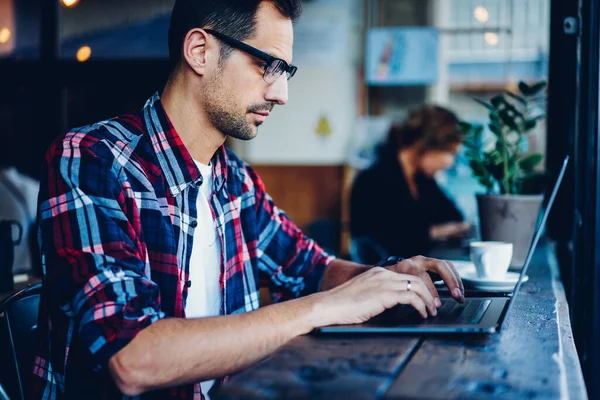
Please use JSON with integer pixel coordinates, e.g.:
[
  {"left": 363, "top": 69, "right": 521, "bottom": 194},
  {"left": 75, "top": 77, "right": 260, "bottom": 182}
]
[
  {"left": 382, "top": 105, "right": 465, "bottom": 156},
  {"left": 168, "top": 0, "right": 302, "bottom": 71}
]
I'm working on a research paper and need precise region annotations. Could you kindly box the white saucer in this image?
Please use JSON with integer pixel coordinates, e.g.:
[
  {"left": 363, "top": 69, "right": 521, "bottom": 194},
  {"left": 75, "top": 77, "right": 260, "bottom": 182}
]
[{"left": 436, "top": 260, "right": 529, "bottom": 291}]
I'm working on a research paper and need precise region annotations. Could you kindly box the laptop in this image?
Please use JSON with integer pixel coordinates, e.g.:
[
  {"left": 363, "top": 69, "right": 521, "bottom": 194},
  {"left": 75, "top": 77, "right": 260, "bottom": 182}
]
[{"left": 316, "top": 156, "right": 569, "bottom": 335}]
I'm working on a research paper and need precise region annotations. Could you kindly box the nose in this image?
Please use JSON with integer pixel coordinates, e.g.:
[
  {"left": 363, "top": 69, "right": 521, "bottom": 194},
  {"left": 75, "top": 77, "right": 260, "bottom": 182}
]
[{"left": 265, "top": 74, "right": 288, "bottom": 105}]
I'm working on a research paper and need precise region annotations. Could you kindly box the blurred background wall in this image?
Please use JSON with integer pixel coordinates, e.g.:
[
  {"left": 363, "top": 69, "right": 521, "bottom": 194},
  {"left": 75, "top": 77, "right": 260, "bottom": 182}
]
[{"left": 0, "top": 0, "right": 550, "bottom": 256}]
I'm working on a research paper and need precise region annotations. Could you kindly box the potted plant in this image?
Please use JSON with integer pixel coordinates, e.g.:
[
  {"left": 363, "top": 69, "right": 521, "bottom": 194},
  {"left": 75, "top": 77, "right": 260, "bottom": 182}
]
[{"left": 459, "top": 80, "right": 547, "bottom": 269}]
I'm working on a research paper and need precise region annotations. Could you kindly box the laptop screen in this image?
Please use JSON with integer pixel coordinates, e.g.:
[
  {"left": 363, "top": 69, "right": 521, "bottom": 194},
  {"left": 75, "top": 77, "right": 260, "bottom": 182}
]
[{"left": 504, "top": 156, "right": 569, "bottom": 313}]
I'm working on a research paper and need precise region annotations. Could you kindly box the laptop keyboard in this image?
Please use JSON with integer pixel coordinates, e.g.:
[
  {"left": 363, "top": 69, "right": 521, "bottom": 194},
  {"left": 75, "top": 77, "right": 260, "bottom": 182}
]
[{"left": 437, "top": 299, "right": 492, "bottom": 324}]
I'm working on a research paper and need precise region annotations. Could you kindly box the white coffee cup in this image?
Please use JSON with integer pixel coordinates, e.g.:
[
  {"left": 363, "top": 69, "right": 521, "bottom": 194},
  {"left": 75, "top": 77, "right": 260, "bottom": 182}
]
[{"left": 469, "top": 241, "right": 513, "bottom": 280}]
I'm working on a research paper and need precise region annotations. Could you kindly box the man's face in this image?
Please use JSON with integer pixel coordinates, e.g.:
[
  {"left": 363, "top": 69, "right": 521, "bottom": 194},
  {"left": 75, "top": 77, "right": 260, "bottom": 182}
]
[{"left": 203, "top": 2, "right": 293, "bottom": 141}]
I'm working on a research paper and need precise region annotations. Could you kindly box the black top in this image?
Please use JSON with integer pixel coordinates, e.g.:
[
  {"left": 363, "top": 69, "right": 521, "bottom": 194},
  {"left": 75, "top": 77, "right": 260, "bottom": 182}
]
[{"left": 350, "top": 151, "right": 463, "bottom": 259}]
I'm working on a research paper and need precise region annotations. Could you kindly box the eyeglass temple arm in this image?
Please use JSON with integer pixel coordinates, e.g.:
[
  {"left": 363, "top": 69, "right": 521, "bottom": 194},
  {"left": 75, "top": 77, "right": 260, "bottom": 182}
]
[{"left": 204, "top": 29, "right": 296, "bottom": 72}]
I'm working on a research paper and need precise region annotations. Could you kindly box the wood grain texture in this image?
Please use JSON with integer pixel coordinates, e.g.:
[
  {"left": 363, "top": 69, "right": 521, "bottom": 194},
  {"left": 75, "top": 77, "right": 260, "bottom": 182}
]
[
  {"left": 546, "top": 246, "right": 588, "bottom": 400},
  {"left": 384, "top": 242, "right": 587, "bottom": 399},
  {"left": 251, "top": 165, "right": 344, "bottom": 230},
  {"left": 215, "top": 335, "right": 419, "bottom": 400},
  {"left": 216, "top": 243, "right": 586, "bottom": 400}
]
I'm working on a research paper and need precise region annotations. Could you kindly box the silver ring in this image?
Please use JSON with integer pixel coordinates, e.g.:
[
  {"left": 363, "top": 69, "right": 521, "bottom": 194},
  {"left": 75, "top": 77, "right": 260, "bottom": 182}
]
[{"left": 406, "top": 280, "right": 412, "bottom": 291}]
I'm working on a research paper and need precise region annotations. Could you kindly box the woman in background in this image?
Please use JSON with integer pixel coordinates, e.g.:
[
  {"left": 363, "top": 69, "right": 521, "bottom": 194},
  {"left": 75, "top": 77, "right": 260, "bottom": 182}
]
[{"left": 350, "top": 105, "right": 470, "bottom": 260}]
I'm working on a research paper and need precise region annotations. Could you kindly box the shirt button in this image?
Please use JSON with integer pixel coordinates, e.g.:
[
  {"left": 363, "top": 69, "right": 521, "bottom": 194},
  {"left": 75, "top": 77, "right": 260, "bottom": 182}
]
[
  {"left": 191, "top": 220, "right": 198, "bottom": 228},
  {"left": 186, "top": 280, "right": 192, "bottom": 288},
  {"left": 198, "top": 176, "right": 204, "bottom": 186}
]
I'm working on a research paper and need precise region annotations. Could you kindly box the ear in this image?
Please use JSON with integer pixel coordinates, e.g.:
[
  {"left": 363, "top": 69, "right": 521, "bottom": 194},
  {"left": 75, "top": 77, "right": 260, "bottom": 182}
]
[{"left": 182, "top": 28, "right": 215, "bottom": 76}]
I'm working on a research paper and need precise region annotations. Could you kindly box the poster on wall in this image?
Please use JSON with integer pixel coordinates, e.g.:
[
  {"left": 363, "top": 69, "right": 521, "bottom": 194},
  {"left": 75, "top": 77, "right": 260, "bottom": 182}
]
[{"left": 366, "top": 27, "right": 439, "bottom": 86}]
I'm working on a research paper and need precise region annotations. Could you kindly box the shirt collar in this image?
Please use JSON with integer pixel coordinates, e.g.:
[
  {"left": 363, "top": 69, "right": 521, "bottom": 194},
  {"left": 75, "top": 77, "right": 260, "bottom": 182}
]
[{"left": 142, "top": 92, "right": 228, "bottom": 197}]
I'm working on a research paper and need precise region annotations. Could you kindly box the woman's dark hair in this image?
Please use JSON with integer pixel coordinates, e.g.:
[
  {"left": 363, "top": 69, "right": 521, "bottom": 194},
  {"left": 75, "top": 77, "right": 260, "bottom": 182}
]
[
  {"left": 382, "top": 105, "right": 465, "bottom": 156},
  {"left": 168, "top": 0, "right": 302, "bottom": 71}
]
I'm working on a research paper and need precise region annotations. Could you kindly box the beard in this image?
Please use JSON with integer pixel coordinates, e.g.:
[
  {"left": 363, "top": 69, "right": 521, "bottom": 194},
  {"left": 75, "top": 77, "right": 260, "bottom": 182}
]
[
  {"left": 204, "top": 73, "right": 274, "bottom": 141},
  {"left": 206, "top": 103, "right": 255, "bottom": 141}
]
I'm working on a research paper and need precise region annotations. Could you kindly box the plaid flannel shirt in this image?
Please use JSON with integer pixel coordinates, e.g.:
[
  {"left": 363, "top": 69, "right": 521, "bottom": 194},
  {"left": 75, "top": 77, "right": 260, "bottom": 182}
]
[{"left": 32, "top": 93, "right": 334, "bottom": 399}]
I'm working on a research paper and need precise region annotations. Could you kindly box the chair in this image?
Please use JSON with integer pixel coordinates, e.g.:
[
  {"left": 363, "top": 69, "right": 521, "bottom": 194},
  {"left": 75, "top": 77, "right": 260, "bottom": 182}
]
[
  {"left": 349, "top": 236, "right": 389, "bottom": 265},
  {"left": 0, "top": 284, "right": 42, "bottom": 400}
]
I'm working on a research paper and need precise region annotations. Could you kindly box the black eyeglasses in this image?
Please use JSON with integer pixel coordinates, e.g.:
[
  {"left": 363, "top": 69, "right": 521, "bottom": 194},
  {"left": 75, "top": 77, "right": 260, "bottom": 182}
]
[{"left": 204, "top": 29, "right": 297, "bottom": 84}]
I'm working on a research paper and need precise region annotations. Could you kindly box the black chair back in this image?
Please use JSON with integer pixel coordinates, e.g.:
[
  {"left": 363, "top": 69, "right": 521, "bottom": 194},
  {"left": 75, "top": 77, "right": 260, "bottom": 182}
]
[
  {"left": 349, "top": 236, "right": 389, "bottom": 265},
  {"left": 0, "top": 284, "right": 42, "bottom": 400}
]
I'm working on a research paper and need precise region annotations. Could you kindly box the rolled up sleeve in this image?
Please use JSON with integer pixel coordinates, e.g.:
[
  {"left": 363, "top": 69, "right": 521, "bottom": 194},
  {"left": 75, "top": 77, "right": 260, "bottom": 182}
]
[{"left": 39, "top": 134, "right": 166, "bottom": 370}]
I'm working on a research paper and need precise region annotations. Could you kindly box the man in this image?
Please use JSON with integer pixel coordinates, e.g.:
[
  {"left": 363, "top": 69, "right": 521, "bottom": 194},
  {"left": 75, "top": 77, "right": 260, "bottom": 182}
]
[{"left": 32, "top": 1, "right": 464, "bottom": 399}]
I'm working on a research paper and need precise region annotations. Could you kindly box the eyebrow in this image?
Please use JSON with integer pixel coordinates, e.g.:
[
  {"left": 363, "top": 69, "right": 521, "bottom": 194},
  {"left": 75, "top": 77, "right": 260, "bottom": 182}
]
[
  {"left": 263, "top": 50, "right": 292, "bottom": 65},
  {"left": 205, "top": 29, "right": 295, "bottom": 68}
]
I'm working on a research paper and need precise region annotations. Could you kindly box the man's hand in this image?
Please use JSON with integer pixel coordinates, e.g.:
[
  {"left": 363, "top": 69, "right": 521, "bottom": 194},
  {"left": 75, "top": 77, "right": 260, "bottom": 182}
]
[
  {"left": 384, "top": 256, "right": 464, "bottom": 305},
  {"left": 311, "top": 267, "right": 438, "bottom": 327},
  {"left": 316, "top": 256, "right": 465, "bottom": 327}
]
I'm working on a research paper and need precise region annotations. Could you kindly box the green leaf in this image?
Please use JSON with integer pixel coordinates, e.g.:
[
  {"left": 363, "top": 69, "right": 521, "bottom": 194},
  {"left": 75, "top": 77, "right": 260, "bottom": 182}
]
[
  {"left": 469, "top": 159, "right": 487, "bottom": 178},
  {"left": 508, "top": 161, "right": 518, "bottom": 180},
  {"left": 495, "top": 139, "right": 505, "bottom": 155},
  {"left": 519, "top": 153, "right": 543, "bottom": 172},
  {"left": 489, "top": 113, "right": 502, "bottom": 128},
  {"left": 457, "top": 121, "right": 473, "bottom": 134},
  {"left": 477, "top": 176, "right": 495, "bottom": 192},
  {"left": 498, "top": 109, "right": 520, "bottom": 132},
  {"left": 473, "top": 125, "right": 484, "bottom": 141},
  {"left": 528, "top": 81, "right": 547, "bottom": 96},
  {"left": 503, "top": 100, "right": 522, "bottom": 117},
  {"left": 518, "top": 81, "right": 531, "bottom": 96},
  {"left": 473, "top": 98, "right": 495, "bottom": 112},
  {"left": 488, "top": 122, "right": 501, "bottom": 136},
  {"left": 489, "top": 161, "right": 505, "bottom": 183},
  {"left": 490, "top": 95, "right": 505, "bottom": 108},
  {"left": 466, "top": 80, "right": 548, "bottom": 195},
  {"left": 469, "top": 159, "right": 494, "bottom": 191},
  {"left": 504, "top": 90, "right": 527, "bottom": 105},
  {"left": 497, "top": 100, "right": 523, "bottom": 131},
  {"left": 524, "top": 119, "right": 537, "bottom": 131},
  {"left": 485, "top": 149, "right": 502, "bottom": 165},
  {"left": 523, "top": 114, "right": 544, "bottom": 133},
  {"left": 463, "top": 141, "right": 479, "bottom": 151},
  {"left": 518, "top": 80, "right": 547, "bottom": 97}
]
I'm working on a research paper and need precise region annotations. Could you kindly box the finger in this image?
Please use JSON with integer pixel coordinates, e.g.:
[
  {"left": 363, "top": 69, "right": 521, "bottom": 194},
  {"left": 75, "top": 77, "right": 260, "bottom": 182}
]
[
  {"left": 422, "top": 257, "right": 464, "bottom": 302},
  {"left": 396, "top": 291, "right": 428, "bottom": 318},
  {"left": 381, "top": 289, "right": 428, "bottom": 318},
  {"left": 444, "top": 260, "right": 465, "bottom": 294},
  {"left": 399, "top": 263, "right": 441, "bottom": 307},
  {"left": 405, "top": 278, "right": 437, "bottom": 316},
  {"left": 379, "top": 276, "right": 437, "bottom": 316},
  {"left": 416, "top": 268, "right": 441, "bottom": 307}
]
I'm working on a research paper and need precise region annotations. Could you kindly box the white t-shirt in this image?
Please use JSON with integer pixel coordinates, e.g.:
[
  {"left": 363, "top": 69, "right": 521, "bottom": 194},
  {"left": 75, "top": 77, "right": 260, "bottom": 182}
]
[{"left": 186, "top": 161, "right": 222, "bottom": 397}]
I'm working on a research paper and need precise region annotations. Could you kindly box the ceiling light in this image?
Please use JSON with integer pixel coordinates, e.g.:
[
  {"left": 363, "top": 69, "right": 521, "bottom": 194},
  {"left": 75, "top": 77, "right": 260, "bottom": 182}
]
[
  {"left": 484, "top": 32, "right": 499, "bottom": 46},
  {"left": 474, "top": 6, "right": 489, "bottom": 23},
  {"left": 0, "top": 28, "right": 11, "bottom": 44},
  {"left": 62, "top": 0, "right": 80, "bottom": 8},
  {"left": 77, "top": 46, "right": 92, "bottom": 62}
]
